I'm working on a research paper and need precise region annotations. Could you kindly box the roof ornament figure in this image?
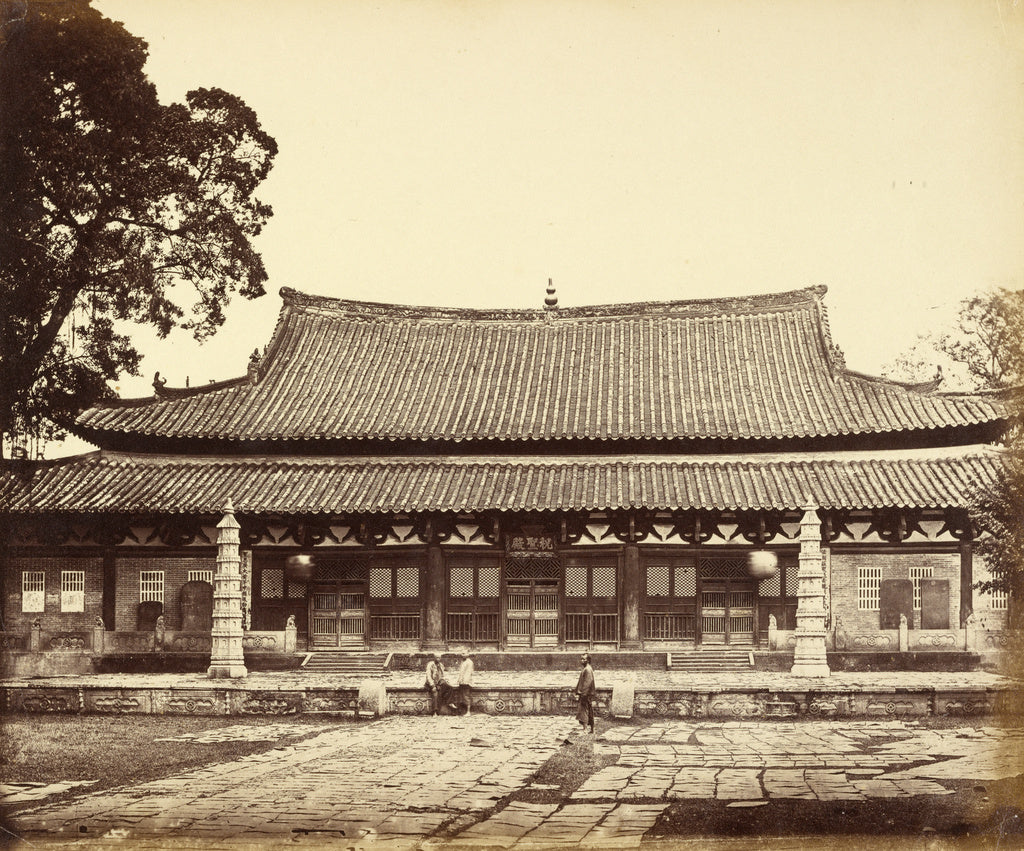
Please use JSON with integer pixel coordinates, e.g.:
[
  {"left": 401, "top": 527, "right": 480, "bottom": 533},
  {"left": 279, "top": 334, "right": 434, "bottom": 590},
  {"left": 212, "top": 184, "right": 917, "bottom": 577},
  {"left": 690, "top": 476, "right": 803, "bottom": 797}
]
[
  {"left": 247, "top": 348, "right": 262, "bottom": 384},
  {"left": 828, "top": 343, "right": 846, "bottom": 371},
  {"left": 544, "top": 278, "right": 558, "bottom": 317},
  {"left": 152, "top": 371, "right": 167, "bottom": 396}
]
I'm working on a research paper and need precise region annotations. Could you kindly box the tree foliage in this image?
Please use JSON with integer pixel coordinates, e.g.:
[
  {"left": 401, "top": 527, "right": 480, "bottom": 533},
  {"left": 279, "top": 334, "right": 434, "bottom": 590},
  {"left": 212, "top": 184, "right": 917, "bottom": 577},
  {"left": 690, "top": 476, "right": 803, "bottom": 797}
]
[
  {"left": 971, "top": 419, "right": 1024, "bottom": 607},
  {"left": 0, "top": 0, "right": 277, "bottom": 455},
  {"left": 883, "top": 288, "right": 1024, "bottom": 391}
]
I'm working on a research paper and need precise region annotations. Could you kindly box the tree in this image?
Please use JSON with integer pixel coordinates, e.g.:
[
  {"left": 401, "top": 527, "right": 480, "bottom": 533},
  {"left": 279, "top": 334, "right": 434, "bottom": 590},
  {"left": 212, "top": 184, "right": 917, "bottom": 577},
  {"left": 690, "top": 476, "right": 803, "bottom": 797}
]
[
  {"left": 970, "top": 408, "right": 1024, "bottom": 617},
  {"left": 882, "top": 288, "right": 1024, "bottom": 391},
  {"left": 0, "top": 0, "right": 277, "bottom": 457}
]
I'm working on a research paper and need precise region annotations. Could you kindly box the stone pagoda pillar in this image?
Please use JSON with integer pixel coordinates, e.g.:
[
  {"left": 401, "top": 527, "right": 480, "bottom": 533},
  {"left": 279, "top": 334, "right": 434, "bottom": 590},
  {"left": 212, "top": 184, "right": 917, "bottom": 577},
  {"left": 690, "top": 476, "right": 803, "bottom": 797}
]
[
  {"left": 208, "top": 499, "right": 248, "bottom": 679},
  {"left": 790, "top": 503, "right": 830, "bottom": 677}
]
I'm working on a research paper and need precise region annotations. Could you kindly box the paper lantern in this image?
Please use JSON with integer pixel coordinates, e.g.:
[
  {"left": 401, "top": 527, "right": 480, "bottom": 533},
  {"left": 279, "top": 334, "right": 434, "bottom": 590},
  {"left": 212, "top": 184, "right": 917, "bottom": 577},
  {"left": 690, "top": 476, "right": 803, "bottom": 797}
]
[
  {"left": 286, "top": 554, "right": 315, "bottom": 583},
  {"left": 747, "top": 550, "right": 779, "bottom": 580}
]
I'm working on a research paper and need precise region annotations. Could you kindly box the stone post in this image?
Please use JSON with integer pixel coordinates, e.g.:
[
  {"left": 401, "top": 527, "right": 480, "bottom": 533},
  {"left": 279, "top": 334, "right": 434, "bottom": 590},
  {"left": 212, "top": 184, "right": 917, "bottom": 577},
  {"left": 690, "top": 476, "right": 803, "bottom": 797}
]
[
  {"left": 621, "top": 543, "right": 642, "bottom": 649},
  {"left": 768, "top": 613, "right": 778, "bottom": 651},
  {"left": 208, "top": 498, "right": 248, "bottom": 678},
  {"left": 899, "top": 613, "right": 909, "bottom": 652},
  {"left": 423, "top": 542, "right": 445, "bottom": 650},
  {"left": 29, "top": 618, "right": 41, "bottom": 652},
  {"left": 92, "top": 617, "right": 105, "bottom": 654},
  {"left": 790, "top": 504, "right": 830, "bottom": 677},
  {"left": 284, "top": 614, "right": 298, "bottom": 653}
]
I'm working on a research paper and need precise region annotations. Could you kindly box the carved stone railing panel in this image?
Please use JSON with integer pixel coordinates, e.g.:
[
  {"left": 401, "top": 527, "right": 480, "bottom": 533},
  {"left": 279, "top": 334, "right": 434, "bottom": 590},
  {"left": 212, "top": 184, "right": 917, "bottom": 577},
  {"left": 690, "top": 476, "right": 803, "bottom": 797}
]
[
  {"left": 46, "top": 632, "right": 89, "bottom": 651},
  {"left": 0, "top": 632, "right": 28, "bottom": 651},
  {"left": 849, "top": 632, "right": 895, "bottom": 650},
  {"left": 242, "top": 632, "right": 282, "bottom": 652},
  {"left": 165, "top": 632, "right": 213, "bottom": 653},
  {"left": 110, "top": 632, "right": 157, "bottom": 653},
  {"left": 914, "top": 631, "right": 962, "bottom": 650}
]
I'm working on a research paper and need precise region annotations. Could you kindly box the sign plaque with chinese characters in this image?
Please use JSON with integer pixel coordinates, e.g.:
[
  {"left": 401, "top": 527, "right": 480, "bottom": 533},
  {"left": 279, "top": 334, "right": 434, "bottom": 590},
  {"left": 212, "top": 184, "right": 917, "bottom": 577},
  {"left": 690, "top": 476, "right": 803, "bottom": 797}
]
[{"left": 506, "top": 532, "right": 557, "bottom": 557}]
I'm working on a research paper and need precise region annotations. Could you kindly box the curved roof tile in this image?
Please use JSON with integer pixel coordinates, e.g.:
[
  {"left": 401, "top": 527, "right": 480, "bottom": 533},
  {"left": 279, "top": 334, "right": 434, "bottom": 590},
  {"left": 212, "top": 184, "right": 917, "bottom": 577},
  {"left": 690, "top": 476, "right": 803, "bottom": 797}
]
[
  {"left": 75, "top": 285, "right": 1007, "bottom": 443},
  {"left": 1, "top": 447, "right": 1001, "bottom": 516}
]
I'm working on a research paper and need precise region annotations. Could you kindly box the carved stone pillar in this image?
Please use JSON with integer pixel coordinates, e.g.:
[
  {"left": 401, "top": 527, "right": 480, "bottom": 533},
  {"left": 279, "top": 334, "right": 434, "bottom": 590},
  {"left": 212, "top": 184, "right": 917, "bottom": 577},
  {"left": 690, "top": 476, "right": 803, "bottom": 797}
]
[
  {"left": 622, "top": 544, "right": 642, "bottom": 649},
  {"left": 423, "top": 542, "right": 446, "bottom": 650},
  {"left": 208, "top": 499, "right": 248, "bottom": 679},
  {"left": 790, "top": 504, "right": 830, "bottom": 677}
]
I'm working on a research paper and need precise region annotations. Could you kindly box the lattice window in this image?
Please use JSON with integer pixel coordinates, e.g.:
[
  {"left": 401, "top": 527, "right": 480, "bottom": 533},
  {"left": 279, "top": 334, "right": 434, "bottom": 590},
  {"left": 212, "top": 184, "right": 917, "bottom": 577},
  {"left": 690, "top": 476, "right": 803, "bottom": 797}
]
[
  {"left": 909, "top": 566, "right": 933, "bottom": 610},
  {"left": 758, "top": 572, "right": 781, "bottom": 596},
  {"left": 593, "top": 566, "right": 616, "bottom": 597},
  {"left": 369, "top": 568, "right": 391, "bottom": 597},
  {"left": 449, "top": 567, "right": 474, "bottom": 597},
  {"left": 478, "top": 567, "right": 499, "bottom": 597},
  {"left": 673, "top": 564, "right": 695, "bottom": 596},
  {"left": 261, "top": 568, "right": 284, "bottom": 599},
  {"left": 188, "top": 569, "right": 214, "bottom": 584},
  {"left": 61, "top": 570, "right": 85, "bottom": 613},
  {"left": 699, "top": 557, "right": 746, "bottom": 578},
  {"left": 22, "top": 571, "right": 45, "bottom": 613},
  {"left": 988, "top": 588, "right": 1009, "bottom": 611},
  {"left": 287, "top": 582, "right": 307, "bottom": 598},
  {"left": 785, "top": 563, "right": 800, "bottom": 596},
  {"left": 858, "top": 566, "right": 881, "bottom": 611},
  {"left": 505, "top": 558, "right": 560, "bottom": 579},
  {"left": 396, "top": 567, "right": 419, "bottom": 597},
  {"left": 566, "top": 566, "right": 587, "bottom": 597},
  {"left": 315, "top": 559, "right": 367, "bottom": 582},
  {"left": 140, "top": 571, "right": 165, "bottom": 603},
  {"left": 646, "top": 564, "right": 670, "bottom": 596}
]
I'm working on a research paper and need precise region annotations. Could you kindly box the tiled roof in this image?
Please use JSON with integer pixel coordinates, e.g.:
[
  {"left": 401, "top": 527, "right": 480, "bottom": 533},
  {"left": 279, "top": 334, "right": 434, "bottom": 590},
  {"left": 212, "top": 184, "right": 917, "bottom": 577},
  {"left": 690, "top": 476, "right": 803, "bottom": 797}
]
[
  {"left": 1, "top": 446, "right": 1000, "bottom": 515},
  {"left": 74, "top": 285, "right": 1006, "bottom": 444}
]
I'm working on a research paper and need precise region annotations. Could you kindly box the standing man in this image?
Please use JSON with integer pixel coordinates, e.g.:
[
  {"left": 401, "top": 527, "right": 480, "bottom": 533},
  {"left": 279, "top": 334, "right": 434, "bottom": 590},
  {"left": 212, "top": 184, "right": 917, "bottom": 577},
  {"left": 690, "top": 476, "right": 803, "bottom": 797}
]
[
  {"left": 575, "top": 653, "right": 596, "bottom": 734},
  {"left": 424, "top": 652, "right": 446, "bottom": 716},
  {"left": 457, "top": 651, "right": 475, "bottom": 716}
]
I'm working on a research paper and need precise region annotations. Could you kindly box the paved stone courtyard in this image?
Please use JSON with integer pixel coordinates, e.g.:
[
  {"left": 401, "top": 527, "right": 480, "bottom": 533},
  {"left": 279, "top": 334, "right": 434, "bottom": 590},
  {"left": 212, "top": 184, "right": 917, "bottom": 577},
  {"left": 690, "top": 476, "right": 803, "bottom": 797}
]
[{"left": 4, "top": 716, "right": 1023, "bottom": 848}]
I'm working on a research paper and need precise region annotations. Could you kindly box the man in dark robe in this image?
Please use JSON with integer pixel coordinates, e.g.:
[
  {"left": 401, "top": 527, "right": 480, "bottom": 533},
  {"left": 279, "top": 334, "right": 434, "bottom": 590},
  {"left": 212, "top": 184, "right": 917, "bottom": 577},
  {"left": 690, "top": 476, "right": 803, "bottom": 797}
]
[{"left": 575, "top": 653, "right": 596, "bottom": 733}]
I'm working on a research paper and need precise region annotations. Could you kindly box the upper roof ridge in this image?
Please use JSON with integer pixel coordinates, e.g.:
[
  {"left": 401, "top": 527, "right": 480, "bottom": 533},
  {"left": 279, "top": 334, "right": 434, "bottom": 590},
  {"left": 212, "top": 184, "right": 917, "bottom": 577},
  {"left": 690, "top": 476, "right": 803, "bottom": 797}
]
[{"left": 278, "top": 284, "right": 828, "bottom": 322}]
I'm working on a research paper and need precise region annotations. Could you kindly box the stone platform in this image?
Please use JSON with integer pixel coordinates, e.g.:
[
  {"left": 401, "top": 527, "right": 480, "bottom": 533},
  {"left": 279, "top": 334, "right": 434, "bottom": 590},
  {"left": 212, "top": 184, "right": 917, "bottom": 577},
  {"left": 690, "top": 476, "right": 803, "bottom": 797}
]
[{"left": 2, "top": 668, "right": 1020, "bottom": 721}]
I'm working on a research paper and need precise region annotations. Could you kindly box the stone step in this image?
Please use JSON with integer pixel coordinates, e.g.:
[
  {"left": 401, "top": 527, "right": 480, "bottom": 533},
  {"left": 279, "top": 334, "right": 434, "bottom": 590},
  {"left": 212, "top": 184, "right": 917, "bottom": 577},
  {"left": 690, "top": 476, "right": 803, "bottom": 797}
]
[
  {"left": 668, "top": 650, "right": 753, "bottom": 672},
  {"left": 303, "top": 653, "right": 388, "bottom": 673}
]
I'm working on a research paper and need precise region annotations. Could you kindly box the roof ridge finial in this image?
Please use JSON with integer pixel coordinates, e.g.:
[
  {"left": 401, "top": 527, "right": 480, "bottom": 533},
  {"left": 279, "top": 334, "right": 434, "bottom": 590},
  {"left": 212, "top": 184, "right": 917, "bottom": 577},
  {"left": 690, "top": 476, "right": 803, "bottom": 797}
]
[{"left": 544, "top": 278, "right": 558, "bottom": 312}]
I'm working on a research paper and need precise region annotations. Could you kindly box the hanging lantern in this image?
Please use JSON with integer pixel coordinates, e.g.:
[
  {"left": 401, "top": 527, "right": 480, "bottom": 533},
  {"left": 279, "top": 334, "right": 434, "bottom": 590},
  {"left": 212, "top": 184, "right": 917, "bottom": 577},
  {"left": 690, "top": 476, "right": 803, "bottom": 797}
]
[
  {"left": 747, "top": 550, "right": 779, "bottom": 580},
  {"left": 286, "top": 554, "right": 315, "bottom": 584}
]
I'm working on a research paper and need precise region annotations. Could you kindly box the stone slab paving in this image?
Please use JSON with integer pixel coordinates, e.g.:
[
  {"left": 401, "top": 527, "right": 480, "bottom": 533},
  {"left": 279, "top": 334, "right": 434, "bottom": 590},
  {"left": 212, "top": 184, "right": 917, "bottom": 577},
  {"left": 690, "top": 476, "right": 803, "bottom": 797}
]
[
  {"left": 573, "top": 720, "right": 1016, "bottom": 805},
  {"left": 0, "top": 781, "right": 98, "bottom": 806},
  {"left": 7, "top": 715, "right": 577, "bottom": 847},
  {"left": 5, "top": 717, "right": 1023, "bottom": 848},
  {"left": 152, "top": 721, "right": 326, "bottom": 743}
]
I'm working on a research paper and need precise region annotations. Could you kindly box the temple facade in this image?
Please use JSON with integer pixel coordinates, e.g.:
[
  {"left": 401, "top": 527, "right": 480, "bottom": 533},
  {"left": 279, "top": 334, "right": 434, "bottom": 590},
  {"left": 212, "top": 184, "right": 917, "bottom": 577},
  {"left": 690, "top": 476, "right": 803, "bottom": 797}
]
[{"left": 0, "top": 285, "right": 1012, "bottom": 658}]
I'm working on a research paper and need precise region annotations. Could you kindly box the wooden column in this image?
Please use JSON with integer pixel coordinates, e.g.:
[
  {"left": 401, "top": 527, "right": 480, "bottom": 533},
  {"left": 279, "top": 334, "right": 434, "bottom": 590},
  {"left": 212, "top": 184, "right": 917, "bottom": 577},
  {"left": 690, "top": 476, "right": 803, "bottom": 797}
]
[
  {"left": 622, "top": 544, "right": 642, "bottom": 649},
  {"left": 102, "top": 549, "right": 116, "bottom": 630},
  {"left": 208, "top": 498, "right": 248, "bottom": 679},
  {"left": 423, "top": 542, "right": 446, "bottom": 650},
  {"left": 959, "top": 541, "right": 973, "bottom": 628},
  {"left": 790, "top": 504, "right": 830, "bottom": 677}
]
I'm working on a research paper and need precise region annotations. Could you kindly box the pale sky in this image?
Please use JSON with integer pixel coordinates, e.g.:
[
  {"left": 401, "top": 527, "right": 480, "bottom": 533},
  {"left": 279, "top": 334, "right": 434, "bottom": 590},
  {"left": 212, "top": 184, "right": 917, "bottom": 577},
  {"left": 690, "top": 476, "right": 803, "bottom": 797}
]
[{"left": 67, "top": 0, "right": 1024, "bottom": 452}]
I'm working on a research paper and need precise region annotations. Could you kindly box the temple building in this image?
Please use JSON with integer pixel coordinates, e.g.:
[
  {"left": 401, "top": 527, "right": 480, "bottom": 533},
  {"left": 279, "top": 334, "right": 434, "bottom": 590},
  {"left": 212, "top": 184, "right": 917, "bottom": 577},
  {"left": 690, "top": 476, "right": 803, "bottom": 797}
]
[{"left": 0, "top": 285, "right": 1012, "bottom": 660}]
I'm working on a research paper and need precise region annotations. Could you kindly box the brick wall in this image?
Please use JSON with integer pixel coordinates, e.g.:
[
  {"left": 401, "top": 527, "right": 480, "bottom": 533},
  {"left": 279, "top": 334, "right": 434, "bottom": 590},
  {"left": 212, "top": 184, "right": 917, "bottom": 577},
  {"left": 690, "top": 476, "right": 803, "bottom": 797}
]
[
  {"left": 4, "top": 555, "right": 103, "bottom": 633},
  {"left": 830, "top": 549, "right": 960, "bottom": 633},
  {"left": 972, "top": 552, "right": 1010, "bottom": 630},
  {"left": 114, "top": 554, "right": 217, "bottom": 631}
]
